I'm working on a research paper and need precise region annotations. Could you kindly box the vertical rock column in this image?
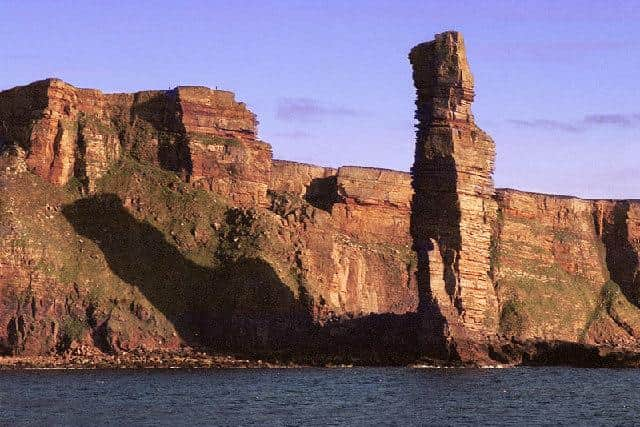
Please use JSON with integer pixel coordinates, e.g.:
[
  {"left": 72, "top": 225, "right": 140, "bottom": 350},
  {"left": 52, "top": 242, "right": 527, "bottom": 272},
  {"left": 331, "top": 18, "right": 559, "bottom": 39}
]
[{"left": 409, "top": 31, "right": 499, "bottom": 360}]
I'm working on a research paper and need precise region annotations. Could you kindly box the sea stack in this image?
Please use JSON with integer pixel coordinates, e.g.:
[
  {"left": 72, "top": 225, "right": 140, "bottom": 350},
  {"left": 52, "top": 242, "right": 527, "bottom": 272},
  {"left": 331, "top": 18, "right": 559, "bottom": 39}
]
[{"left": 409, "top": 31, "right": 500, "bottom": 362}]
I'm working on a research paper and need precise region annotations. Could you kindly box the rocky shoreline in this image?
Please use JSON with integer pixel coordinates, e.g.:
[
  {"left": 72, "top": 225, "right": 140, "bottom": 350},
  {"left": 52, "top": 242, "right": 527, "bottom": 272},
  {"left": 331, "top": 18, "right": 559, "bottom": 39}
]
[
  {"left": 4, "top": 339, "right": 640, "bottom": 370},
  {"left": 0, "top": 350, "right": 300, "bottom": 370}
]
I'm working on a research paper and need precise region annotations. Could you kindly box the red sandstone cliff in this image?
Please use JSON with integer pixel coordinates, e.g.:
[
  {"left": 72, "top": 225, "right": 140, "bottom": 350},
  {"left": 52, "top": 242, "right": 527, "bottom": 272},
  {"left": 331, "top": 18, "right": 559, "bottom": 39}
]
[
  {"left": 494, "top": 190, "right": 640, "bottom": 347},
  {"left": 0, "top": 32, "right": 639, "bottom": 366},
  {"left": 0, "top": 79, "right": 270, "bottom": 203},
  {"left": 0, "top": 78, "right": 418, "bottom": 361},
  {"left": 405, "top": 32, "right": 640, "bottom": 363}
]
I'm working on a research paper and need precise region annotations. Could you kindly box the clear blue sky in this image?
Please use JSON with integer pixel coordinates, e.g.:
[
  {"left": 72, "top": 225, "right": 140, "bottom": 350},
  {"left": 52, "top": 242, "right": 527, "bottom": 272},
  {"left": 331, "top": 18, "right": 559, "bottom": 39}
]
[{"left": 2, "top": 1, "right": 639, "bottom": 198}]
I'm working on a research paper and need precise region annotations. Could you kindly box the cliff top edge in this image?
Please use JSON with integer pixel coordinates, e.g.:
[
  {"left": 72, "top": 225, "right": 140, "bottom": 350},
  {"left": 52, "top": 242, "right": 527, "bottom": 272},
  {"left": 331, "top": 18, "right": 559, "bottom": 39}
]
[{"left": 0, "top": 78, "right": 237, "bottom": 99}]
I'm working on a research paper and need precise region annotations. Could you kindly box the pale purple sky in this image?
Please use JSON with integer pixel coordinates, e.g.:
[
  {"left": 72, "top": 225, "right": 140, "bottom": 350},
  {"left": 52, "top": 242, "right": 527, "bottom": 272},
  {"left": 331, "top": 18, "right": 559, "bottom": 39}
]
[{"left": 2, "top": 1, "right": 639, "bottom": 198}]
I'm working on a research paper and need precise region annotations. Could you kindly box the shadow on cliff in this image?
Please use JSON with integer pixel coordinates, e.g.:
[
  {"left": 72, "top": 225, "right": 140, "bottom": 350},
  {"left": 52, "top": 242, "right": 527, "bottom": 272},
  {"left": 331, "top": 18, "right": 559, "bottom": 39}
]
[
  {"left": 128, "top": 92, "right": 193, "bottom": 178},
  {"left": 61, "top": 194, "right": 311, "bottom": 356},
  {"left": 311, "top": 312, "right": 426, "bottom": 365},
  {"left": 305, "top": 176, "right": 340, "bottom": 212},
  {"left": 410, "top": 130, "right": 465, "bottom": 361},
  {"left": 60, "top": 194, "right": 431, "bottom": 364},
  {"left": 598, "top": 202, "right": 640, "bottom": 307}
]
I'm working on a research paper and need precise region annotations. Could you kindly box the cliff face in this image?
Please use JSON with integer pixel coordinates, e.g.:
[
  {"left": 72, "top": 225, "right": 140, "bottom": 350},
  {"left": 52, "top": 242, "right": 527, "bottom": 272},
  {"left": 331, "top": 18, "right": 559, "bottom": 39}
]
[
  {"left": 0, "top": 80, "right": 418, "bottom": 361},
  {"left": 0, "top": 79, "right": 269, "bottom": 203},
  {"left": 268, "top": 163, "right": 417, "bottom": 321},
  {"left": 495, "top": 190, "right": 640, "bottom": 347},
  {"left": 1, "top": 31, "right": 639, "bottom": 365}
]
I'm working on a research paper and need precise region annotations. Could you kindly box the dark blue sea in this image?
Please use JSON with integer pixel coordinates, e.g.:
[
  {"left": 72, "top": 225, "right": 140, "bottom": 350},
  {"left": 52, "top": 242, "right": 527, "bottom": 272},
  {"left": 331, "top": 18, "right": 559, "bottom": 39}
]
[{"left": 0, "top": 367, "right": 638, "bottom": 426}]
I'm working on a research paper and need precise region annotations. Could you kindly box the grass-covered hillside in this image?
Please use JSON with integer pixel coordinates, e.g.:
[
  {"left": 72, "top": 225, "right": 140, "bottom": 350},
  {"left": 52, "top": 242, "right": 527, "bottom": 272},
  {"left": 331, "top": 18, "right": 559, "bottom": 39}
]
[{"left": 0, "top": 154, "right": 307, "bottom": 357}]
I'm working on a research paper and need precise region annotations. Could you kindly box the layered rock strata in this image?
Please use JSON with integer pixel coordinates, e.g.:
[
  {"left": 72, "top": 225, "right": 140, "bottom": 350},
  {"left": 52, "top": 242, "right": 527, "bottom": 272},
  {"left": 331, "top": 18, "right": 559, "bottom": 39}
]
[
  {"left": 268, "top": 164, "right": 417, "bottom": 320},
  {"left": 493, "top": 190, "right": 640, "bottom": 346},
  {"left": 0, "top": 79, "right": 270, "bottom": 205},
  {"left": 409, "top": 31, "right": 499, "bottom": 361},
  {"left": 1, "top": 31, "right": 640, "bottom": 366},
  {"left": 0, "top": 79, "right": 419, "bottom": 358}
]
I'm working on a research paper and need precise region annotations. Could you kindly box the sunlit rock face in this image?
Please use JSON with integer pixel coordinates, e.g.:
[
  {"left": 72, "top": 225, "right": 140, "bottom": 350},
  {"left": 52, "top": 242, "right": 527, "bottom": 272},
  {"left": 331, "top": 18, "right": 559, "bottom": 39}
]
[
  {"left": 1, "top": 31, "right": 640, "bottom": 365},
  {"left": 0, "top": 80, "right": 270, "bottom": 205},
  {"left": 409, "top": 31, "right": 499, "bottom": 362},
  {"left": 493, "top": 190, "right": 640, "bottom": 349},
  {"left": 267, "top": 162, "right": 418, "bottom": 321},
  {"left": 0, "top": 78, "right": 419, "bottom": 360}
]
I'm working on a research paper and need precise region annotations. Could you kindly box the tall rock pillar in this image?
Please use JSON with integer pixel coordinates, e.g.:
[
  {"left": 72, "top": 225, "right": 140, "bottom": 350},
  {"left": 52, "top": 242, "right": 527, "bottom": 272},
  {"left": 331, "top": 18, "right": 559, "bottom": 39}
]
[{"left": 409, "top": 31, "right": 499, "bottom": 362}]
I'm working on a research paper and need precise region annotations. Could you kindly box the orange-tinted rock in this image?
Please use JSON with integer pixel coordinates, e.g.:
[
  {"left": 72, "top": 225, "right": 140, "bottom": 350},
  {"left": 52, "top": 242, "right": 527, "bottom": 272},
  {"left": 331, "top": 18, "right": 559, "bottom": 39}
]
[
  {"left": 2, "top": 31, "right": 640, "bottom": 366},
  {"left": 494, "top": 189, "right": 640, "bottom": 348},
  {"left": 0, "top": 79, "right": 122, "bottom": 189},
  {"left": 266, "top": 161, "right": 417, "bottom": 321},
  {"left": 336, "top": 166, "right": 411, "bottom": 209},
  {"left": 173, "top": 86, "right": 272, "bottom": 206},
  {"left": 594, "top": 200, "right": 640, "bottom": 304},
  {"left": 495, "top": 190, "right": 608, "bottom": 341},
  {"left": 0, "top": 81, "right": 421, "bottom": 359},
  {"left": 409, "top": 31, "right": 499, "bottom": 361},
  {"left": 175, "top": 86, "right": 257, "bottom": 139},
  {"left": 270, "top": 159, "right": 337, "bottom": 201},
  {"left": 189, "top": 138, "right": 272, "bottom": 207},
  {"left": 0, "top": 80, "right": 271, "bottom": 205},
  {"left": 331, "top": 167, "right": 412, "bottom": 245}
]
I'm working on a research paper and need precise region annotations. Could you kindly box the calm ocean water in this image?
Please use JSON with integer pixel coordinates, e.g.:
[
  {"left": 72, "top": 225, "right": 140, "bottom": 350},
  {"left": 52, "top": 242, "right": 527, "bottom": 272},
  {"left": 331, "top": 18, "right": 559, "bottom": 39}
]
[{"left": 0, "top": 367, "right": 638, "bottom": 426}]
